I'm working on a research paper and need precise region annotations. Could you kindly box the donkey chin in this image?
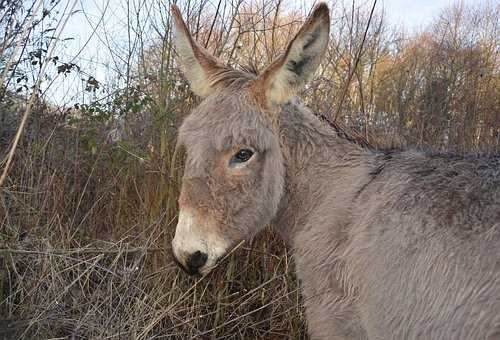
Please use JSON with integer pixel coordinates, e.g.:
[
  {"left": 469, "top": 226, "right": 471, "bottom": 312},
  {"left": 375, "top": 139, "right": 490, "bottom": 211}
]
[{"left": 171, "top": 209, "right": 233, "bottom": 276}]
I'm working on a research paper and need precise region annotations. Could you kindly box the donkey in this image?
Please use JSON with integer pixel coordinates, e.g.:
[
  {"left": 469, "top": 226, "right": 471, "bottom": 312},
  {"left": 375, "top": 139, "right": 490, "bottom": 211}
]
[{"left": 170, "top": 3, "right": 500, "bottom": 339}]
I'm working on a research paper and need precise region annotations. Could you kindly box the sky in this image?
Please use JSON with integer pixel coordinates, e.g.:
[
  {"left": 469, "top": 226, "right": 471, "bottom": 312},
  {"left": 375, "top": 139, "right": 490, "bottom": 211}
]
[
  {"left": 40, "top": 0, "right": 485, "bottom": 106},
  {"left": 382, "top": 0, "right": 456, "bottom": 29}
]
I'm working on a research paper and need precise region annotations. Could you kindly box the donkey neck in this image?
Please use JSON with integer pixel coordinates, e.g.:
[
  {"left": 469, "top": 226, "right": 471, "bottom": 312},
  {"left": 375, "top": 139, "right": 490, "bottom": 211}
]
[{"left": 274, "top": 100, "right": 373, "bottom": 244}]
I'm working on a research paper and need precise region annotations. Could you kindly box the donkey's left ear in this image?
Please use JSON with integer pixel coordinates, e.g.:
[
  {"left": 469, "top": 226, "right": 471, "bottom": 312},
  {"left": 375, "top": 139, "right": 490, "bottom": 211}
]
[
  {"left": 170, "top": 5, "right": 231, "bottom": 98},
  {"left": 255, "top": 3, "right": 330, "bottom": 107}
]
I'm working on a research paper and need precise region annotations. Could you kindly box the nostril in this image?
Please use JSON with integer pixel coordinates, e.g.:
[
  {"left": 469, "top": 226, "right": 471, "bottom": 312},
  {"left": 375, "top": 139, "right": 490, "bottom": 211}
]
[{"left": 186, "top": 251, "right": 208, "bottom": 270}]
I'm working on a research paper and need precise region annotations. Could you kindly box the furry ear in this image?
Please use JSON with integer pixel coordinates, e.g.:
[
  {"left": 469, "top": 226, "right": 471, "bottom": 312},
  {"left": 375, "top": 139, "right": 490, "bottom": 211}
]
[
  {"left": 170, "top": 5, "right": 230, "bottom": 98},
  {"left": 255, "top": 3, "right": 330, "bottom": 107}
]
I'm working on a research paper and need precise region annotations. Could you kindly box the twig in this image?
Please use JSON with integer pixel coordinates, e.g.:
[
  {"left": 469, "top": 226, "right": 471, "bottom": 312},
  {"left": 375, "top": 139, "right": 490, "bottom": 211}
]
[
  {"left": 0, "top": 0, "right": 43, "bottom": 103},
  {"left": 204, "top": 0, "right": 223, "bottom": 49},
  {"left": 333, "top": 0, "right": 378, "bottom": 121},
  {"left": 0, "top": 247, "right": 163, "bottom": 256},
  {"left": 0, "top": 0, "right": 78, "bottom": 188}
]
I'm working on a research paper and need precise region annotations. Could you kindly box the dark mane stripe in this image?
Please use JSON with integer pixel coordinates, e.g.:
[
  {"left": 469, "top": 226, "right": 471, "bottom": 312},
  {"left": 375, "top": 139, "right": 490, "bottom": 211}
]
[{"left": 316, "top": 113, "right": 372, "bottom": 149}]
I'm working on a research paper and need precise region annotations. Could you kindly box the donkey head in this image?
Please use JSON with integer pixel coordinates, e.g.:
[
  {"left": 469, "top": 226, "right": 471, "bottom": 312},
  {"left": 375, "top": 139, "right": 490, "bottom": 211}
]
[{"left": 171, "top": 3, "right": 330, "bottom": 276}]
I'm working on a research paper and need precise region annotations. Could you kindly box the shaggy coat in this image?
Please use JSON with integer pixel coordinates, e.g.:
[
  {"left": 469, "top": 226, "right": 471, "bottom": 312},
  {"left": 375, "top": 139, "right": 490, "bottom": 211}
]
[
  {"left": 170, "top": 3, "right": 500, "bottom": 339},
  {"left": 275, "top": 100, "right": 500, "bottom": 339}
]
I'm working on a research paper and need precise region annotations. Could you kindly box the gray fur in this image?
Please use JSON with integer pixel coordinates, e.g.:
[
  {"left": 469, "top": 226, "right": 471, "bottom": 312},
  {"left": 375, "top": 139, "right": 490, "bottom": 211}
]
[
  {"left": 274, "top": 102, "right": 500, "bottom": 339},
  {"left": 172, "top": 3, "right": 500, "bottom": 339}
]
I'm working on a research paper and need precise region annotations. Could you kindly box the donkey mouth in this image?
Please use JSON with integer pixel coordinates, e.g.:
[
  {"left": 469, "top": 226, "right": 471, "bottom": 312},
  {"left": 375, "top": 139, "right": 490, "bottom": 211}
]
[
  {"left": 172, "top": 252, "right": 225, "bottom": 277},
  {"left": 172, "top": 254, "right": 203, "bottom": 277},
  {"left": 171, "top": 238, "right": 242, "bottom": 277}
]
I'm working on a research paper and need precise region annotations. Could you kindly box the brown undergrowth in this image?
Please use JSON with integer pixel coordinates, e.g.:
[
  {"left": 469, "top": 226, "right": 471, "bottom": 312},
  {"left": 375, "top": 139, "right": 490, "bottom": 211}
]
[{"left": 0, "top": 116, "right": 307, "bottom": 339}]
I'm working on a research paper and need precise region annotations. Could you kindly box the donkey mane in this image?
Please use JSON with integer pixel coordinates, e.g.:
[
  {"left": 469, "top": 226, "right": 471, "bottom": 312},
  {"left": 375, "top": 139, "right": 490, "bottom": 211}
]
[
  {"left": 316, "top": 113, "right": 372, "bottom": 149},
  {"left": 207, "top": 67, "right": 257, "bottom": 90}
]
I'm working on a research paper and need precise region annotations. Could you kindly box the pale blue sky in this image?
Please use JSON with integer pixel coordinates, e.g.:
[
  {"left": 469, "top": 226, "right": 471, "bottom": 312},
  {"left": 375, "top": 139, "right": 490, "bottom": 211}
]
[
  {"left": 44, "top": 0, "right": 486, "bottom": 105},
  {"left": 383, "top": 0, "right": 458, "bottom": 29}
]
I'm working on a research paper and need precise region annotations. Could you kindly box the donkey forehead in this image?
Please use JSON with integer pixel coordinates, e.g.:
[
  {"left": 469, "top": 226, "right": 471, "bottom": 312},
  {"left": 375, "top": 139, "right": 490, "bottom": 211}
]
[{"left": 178, "top": 92, "right": 277, "bottom": 152}]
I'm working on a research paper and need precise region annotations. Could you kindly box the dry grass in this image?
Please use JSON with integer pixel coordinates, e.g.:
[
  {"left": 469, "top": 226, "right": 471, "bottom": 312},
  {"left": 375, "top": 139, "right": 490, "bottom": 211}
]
[
  {"left": 0, "top": 118, "right": 306, "bottom": 339},
  {"left": 1, "top": 230, "right": 305, "bottom": 339}
]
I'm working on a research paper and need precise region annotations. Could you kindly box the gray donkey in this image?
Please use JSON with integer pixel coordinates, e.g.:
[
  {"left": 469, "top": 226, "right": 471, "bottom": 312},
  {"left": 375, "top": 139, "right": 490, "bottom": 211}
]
[{"left": 170, "top": 3, "right": 500, "bottom": 339}]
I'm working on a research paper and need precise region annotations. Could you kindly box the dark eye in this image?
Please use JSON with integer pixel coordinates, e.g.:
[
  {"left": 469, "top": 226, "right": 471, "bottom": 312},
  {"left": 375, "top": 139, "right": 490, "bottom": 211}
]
[{"left": 231, "top": 149, "right": 254, "bottom": 164}]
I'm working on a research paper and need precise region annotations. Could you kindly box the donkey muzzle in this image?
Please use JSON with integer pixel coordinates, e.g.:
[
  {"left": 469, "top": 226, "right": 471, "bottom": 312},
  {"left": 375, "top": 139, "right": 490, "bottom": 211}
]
[{"left": 172, "top": 209, "right": 231, "bottom": 276}]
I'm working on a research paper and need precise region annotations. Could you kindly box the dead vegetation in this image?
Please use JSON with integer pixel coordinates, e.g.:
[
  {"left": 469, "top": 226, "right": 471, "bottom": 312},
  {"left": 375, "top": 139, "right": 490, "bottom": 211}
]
[{"left": 0, "top": 0, "right": 498, "bottom": 338}]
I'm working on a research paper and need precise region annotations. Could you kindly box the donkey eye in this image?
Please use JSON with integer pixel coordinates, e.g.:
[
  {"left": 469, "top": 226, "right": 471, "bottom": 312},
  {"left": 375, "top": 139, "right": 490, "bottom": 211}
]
[{"left": 231, "top": 149, "right": 254, "bottom": 164}]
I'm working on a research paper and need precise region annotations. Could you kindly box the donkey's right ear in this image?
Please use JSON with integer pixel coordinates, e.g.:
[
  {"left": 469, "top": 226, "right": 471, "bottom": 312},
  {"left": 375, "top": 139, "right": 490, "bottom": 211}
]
[
  {"left": 170, "top": 5, "right": 229, "bottom": 98},
  {"left": 254, "top": 3, "right": 330, "bottom": 107}
]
